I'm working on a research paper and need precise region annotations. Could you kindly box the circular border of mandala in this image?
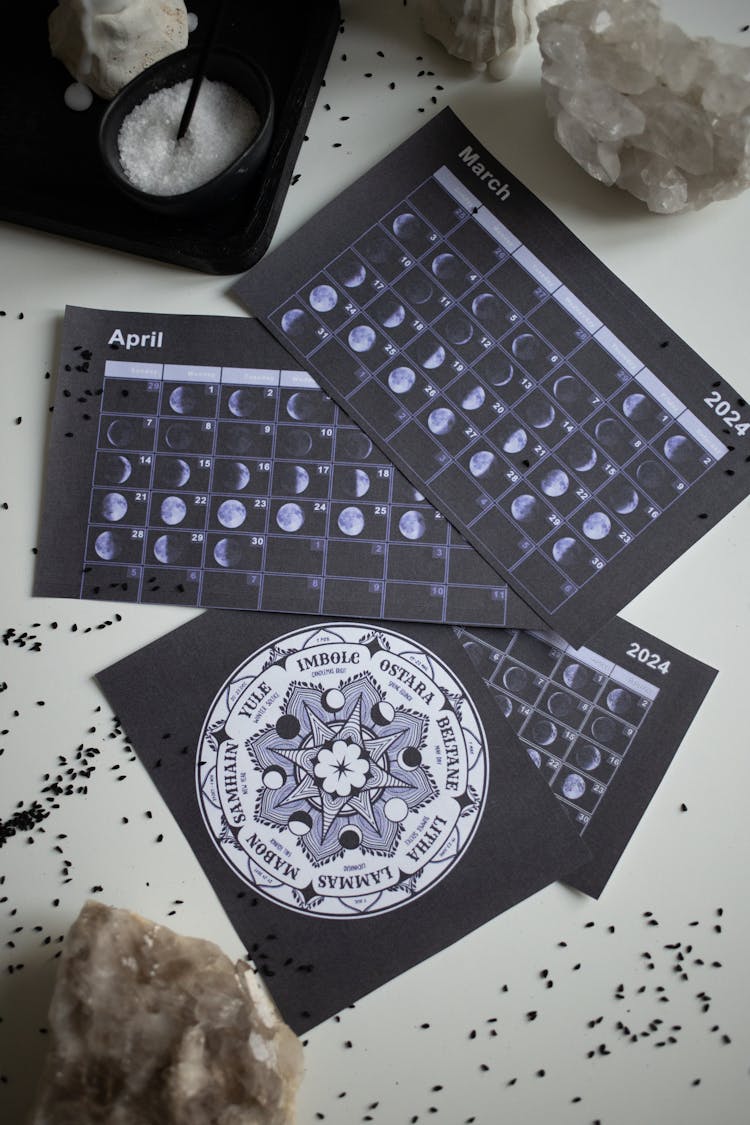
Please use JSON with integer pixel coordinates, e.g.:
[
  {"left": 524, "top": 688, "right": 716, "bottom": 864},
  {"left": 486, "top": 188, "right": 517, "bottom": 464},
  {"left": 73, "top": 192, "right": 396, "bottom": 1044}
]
[{"left": 196, "top": 622, "right": 489, "bottom": 919}]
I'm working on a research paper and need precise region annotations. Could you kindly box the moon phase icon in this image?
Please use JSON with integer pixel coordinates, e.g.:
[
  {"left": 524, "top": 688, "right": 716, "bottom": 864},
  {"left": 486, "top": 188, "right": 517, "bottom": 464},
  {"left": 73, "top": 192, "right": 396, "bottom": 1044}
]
[
  {"left": 213, "top": 538, "right": 243, "bottom": 568},
  {"left": 153, "top": 534, "right": 183, "bottom": 565},
  {"left": 217, "top": 499, "right": 247, "bottom": 529},
  {"left": 553, "top": 374, "right": 582, "bottom": 407},
  {"left": 277, "top": 464, "right": 310, "bottom": 495},
  {"left": 541, "top": 468, "right": 569, "bottom": 497},
  {"left": 402, "top": 272, "right": 433, "bottom": 304},
  {"left": 563, "top": 662, "right": 591, "bottom": 692},
  {"left": 99, "top": 453, "right": 132, "bottom": 485},
  {"left": 168, "top": 385, "right": 201, "bottom": 415},
  {"left": 582, "top": 511, "right": 611, "bottom": 540},
  {"left": 341, "top": 468, "right": 370, "bottom": 499},
  {"left": 399, "top": 510, "right": 427, "bottom": 540},
  {"left": 276, "top": 503, "right": 305, "bottom": 532},
  {"left": 392, "top": 211, "right": 427, "bottom": 244},
  {"left": 591, "top": 715, "right": 617, "bottom": 744},
  {"left": 511, "top": 333, "right": 541, "bottom": 361},
  {"left": 442, "top": 311, "right": 473, "bottom": 346},
  {"left": 101, "top": 492, "right": 128, "bottom": 522},
  {"left": 503, "top": 665, "right": 528, "bottom": 693},
  {"left": 496, "top": 694, "right": 513, "bottom": 719},
  {"left": 377, "top": 296, "right": 406, "bottom": 328},
  {"left": 324, "top": 688, "right": 347, "bottom": 713},
  {"left": 607, "top": 480, "right": 639, "bottom": 514},
  {"left": 428, "top": 407, "right": 456, "bottom": 436},
  {"left": 288, "top": 811, "right": 313, "bottom": 836},
  {"left": 664, "top": 434, "right": 694, "bottom": 467},
  {"left": 222, "top": 426, "right": 254, "bottom": 456},
  {"left": 309, "top": 284, "right": 338, "bottom": 312},
  {"left": 333, "top": 256, "right": 366, "bottom": 288},
  {"left": 417, "top": 341, "right": 446, "bottom": 370},
  {"left": 547, "top": 691, "right": 574, "bottom": 719},
  {"left": 574, "top": 744, "right": 601, "bottom": 772},
  {"left": 511, "top": 494, "right": 539, "bottom": 523},
  {"left": 165, "top": 423, "right": 193, "bottom": 451},
  {"left": 469, "top": 450, "right": 496, "bottom": 479},
  {"left": 384, "top": 797, "right": 408, "bottom": 823},
  {"left": 636, "top": 459, "right": 668, "bottom": 491},
  {"left": 527, "top": 748, "right": 542, "bottom": 768},
  {"left": 471, "top": 292, "right": 508, "bottom": 335},
  {"left": 278, "top": 428, "right": 313, "bottom": 458},
  {"left": 337, "top": 506, "right": 365, "bottom": 536},
  {"left": 106, "top": 418, "right": 135, "bottom": 448},
  {"left": 461, "top": 385, "right": 486, "bottom": 410},
  {"left": 388, "top": 366, "right": 416, "bottom": 394},
  {"left": 287, "top": 391, "right": 324, "bottom": 422},
  {"left": 157, "top": 458, "right": 191, "bottom": 489},
  {"left": 595, "top": 417, "right": 630, "bottom": 456},
  {"left": 531, "top": 719, "right": 558, "bottom": 746},
  {"left": 622, "top": 392, "right": 654, "bottom": 423},
  {"left": 348, "top": 324, "right": 377, "bottom": 352},
  {"left": 338, "top": 430, "right": 372, "bottom": 460},
  {"left": 565, "top": 436, "right": 597, "bottom": 472},
  {"left": 160, "top": 496, "right": 187, "bottom": 526},
  {"left": 489, "top": 359, "right": 514, "bottom": 388},
  {"left": 431, "top": 252, "right": 462, "bottom": 284},
  {"left": 280, "top": 308, "right": 309, "bottom": 336},
  {"left": 213, "top": 460, "right": 250, "bottom": 491},
  {"left": 521, "top": 399, "right": 556, "bottom": 429},
  {"left": 562, "top": 773, "right": 586, "bottom": 800},
  {"left": 502, "top": 427, "right": 527, "bottom": 454},
  {"left": 606, "top": 687, "right": 634, "bottom": 718},
  {"left": 552, "top": 536, "right": 587, "bottom": 569},
  {"left": 94, "top": 531, "right": 120, "bottom": 561},
  {"left": 227, "top": 388, "right": 257, "bottom": 419}
]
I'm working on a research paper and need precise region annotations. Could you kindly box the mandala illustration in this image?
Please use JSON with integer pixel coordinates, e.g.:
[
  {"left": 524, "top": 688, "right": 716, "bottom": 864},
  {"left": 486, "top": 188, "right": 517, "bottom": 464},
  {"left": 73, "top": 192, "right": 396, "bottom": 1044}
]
[{"left": 197, "top": 623, "right": 489, "bottom": 918}]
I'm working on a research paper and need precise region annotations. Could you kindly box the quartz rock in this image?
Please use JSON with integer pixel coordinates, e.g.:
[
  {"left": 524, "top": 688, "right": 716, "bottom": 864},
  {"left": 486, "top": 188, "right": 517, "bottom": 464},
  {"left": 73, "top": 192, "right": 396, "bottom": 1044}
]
[
  {"left": 49, "top": 0, "right": 189, "bottom": 100},
  {"left": 421, "top": 0, "right": 554, "bottom": 80},
  {"left": 537, "top": 0, "right": 750, "bottom": 212},
  {"left": 29, "top": 900, "right": 304, "bottom": 1125}
]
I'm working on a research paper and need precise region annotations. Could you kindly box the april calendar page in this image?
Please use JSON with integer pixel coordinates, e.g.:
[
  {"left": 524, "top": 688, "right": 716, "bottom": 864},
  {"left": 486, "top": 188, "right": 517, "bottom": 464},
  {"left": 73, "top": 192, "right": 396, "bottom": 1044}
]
[{"left": 233, "top": 107, "right": 750, "bottom": 646}]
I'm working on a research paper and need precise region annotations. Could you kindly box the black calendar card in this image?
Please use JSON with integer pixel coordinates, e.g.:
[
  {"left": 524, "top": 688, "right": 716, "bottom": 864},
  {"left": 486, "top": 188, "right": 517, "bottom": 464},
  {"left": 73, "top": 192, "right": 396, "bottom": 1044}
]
[
  {"left": 457, "top": 617, "right": 717, "bottom": 896},
  {"left": 96, "top": 612, "right": 589, "bottom": 1032},
  {"left": 233, "top": 106, "right": 750, "bottom": 646},
  {"left": 33, "top": 305, "right": 545, "bottom": 628}
]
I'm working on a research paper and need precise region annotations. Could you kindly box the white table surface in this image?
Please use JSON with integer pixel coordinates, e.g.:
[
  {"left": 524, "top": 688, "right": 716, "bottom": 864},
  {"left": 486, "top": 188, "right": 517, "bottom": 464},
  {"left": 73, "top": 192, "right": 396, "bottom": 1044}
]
[{"left": 2, "top": 2, "right": 749, "bottom": 1122}]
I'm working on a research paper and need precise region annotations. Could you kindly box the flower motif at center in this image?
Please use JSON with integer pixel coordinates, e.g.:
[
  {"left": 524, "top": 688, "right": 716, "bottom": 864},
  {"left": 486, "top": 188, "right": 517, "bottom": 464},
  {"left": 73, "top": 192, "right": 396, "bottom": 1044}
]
[{"left": 313, "top": 738, "right": 370, "bottom": 798}]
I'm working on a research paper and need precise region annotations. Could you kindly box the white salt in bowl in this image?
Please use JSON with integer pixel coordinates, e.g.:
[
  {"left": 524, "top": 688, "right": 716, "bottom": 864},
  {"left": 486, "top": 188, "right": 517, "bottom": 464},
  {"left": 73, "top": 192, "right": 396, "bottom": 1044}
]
[{"left": 98, "top": 47, "right": 274, "bottom": 216}]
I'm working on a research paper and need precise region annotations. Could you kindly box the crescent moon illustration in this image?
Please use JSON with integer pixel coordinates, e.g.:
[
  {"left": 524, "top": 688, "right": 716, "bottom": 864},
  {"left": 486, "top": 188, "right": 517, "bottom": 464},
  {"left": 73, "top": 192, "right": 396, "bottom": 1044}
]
[
  {"left": 442, "top": 311, "right": 473, "bottom": 345},
  {"left": 511, "top": 333, "right": 542, "bottom": 362},
  {"left": 607, "top": 480, "right": 639, "bottom": 514},
  {"left": 98, "top": 454, "right": 132, "bottom": 485},
  {"left": 287, "top": 391, "right": 324, "bottom": 422},
  {"left": 334, "top": 257, "right": 366, "bottom": 288},
  {"left": 595, "top": 417, "right": 628, "bottom": 451},
  {"left": 431, "top": 252, "right": 462, "bottom": 283},
  {"left": 160, "top": 496, "right": 187, "bottom": 526},
  {"left": 106, "top": 418, "right": 135, "bottom": 448},
  {"left": 165, "top": 423, "right": 193, "bottom": 451},
  {"left": 276, "top": 463, "right": 310, "bottom": 496},
  {"left": 547, "top": 691, "right": 574, "bottom": 719},
  {"left": 309, "top": 284, "right": 338, "bottom": 312},
  {"left": 471, "top": 292, "right": 509, "bottom": 335},
  {"left": 392, "top": 212, "right": 427, "bottom": 244},
  {"left": 398, "top": 510, "right": 427, "bottom": 540},
  {"left": 157, "top": 458, "right": 191, "bottom": 489},
  {"left": 278, "top": 428, "right": 313, "bottom": 457},
  {"left": 531, "top": 719, "right": 558, "bottom": 747},
  {"left": 527, "top": 748, "right": 542, "bottom": 767},
  {"left": 574, "top": 744, "right": 601, "bottom": 772},
  {"left": 565, "top": 437, "right": 597, "bottom": 472},
  {"left": 503, "top": 665, "right": 528, "bottom": 693},
  {"left": 402, "top": 272, "right": 433, "bottom": 304},
  {"left": 553, "top": 374, "right": 583, "bottom": 407},
  {"left": 213, "top": 460, "right": 250, "bottom": 491},
  {"left": 338, "top": 430, "right": 372, "bottom": 460},
  {"left": 522, "top": 399, "right": 556, "bottom": 429},
  {"left": 337, "top": 506, "right": 366, "bottom": 536}
]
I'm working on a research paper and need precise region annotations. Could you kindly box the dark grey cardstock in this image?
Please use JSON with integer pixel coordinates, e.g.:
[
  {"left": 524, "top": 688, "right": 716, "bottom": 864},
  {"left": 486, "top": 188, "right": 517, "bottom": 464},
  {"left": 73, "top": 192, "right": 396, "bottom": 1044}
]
[
  {"left": 96, "top": 611, "right": 589, "bottom": 1033},
  {"left": 457, "top": 617, "right": 717, "bottom": 896},
  {"left": 33, "top": 304, "right": 543, "bottom": 629},
  {"left": 232, "top": 106, "right": 750, "bottom": 647}
]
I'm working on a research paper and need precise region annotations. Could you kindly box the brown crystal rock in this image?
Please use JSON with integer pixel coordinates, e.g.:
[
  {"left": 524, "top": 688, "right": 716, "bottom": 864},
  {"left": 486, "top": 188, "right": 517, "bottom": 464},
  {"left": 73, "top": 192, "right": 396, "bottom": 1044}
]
[{"left": 29, "top": 900, "right": 304, "bottom": 1125}]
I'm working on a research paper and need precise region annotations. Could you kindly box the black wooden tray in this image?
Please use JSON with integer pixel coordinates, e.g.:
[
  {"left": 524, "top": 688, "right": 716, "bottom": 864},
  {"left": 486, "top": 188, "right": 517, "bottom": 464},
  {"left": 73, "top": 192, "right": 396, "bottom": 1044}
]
[{"left": 0, "top": 1, "right": 340, "bottom": 274}]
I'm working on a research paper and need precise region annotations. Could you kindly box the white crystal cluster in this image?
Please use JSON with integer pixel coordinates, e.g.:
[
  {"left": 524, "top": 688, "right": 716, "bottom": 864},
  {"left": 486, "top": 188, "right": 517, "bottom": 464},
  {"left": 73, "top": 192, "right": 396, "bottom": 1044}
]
[
  {"left": 537, "top": 0, "right": 750, "bottom": 213},
  {"left": 29, "top": 901, "right": 304, "bottom": 1125}
]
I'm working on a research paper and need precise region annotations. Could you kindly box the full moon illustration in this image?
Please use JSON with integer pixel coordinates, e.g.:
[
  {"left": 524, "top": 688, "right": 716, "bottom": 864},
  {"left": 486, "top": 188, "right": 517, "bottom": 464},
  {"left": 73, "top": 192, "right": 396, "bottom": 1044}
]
[
  {"left": 280, "top": 308, "right": 309, "bottom": 336},
  {"left": 337, "top": 506, "right": 365, "bottom": 536},
  {"left": 565, "top": 437, "right": 597, "bottom": 472},
  {"left": 340, "top": 468, "right": 370, "bottom": 498},
  {"left": 512, "top": 333, "right": 541, "bottom": 361},
  {"left": 582, "top": 511, "right": 612, "bottom": 540},
  {"left": 157, "top": 458, "right": 191, "bottom": 488},
  {"left": 392, "top": 212, "right": 427, "bottom": 244},
  {"left": 213, "top": 538, "right": 243, "bottom": 568},
  {"left": 388, "top": 366, "right": 416, "bottom": 394},
  {"left": 664, "top": 434, "right": 694, "bottom": 466},
  {"left": 323, "top": 688, "right": 346, "bottom": 712},
  {"left": 213, "top": 460, "right": 250, "bottom": 491},
  {"left": 553, "top": 374, "right": 582, "bottom": 407},
  {"left": 431, "top": 252, "right": 462, "bottom": 283},
  {"left": 153, "top": 534, "right": 183, "bottom": 565},
  {"left": 442, "top": 311, "right": 473, "bottom": 345},
  {"left": 276, "top": 503, "right": 305, "bottom": 532},
  {"left": 547, "top": 691, "right": 574, "bottom": 719},
  {"left": 106, "top": 418, "right": 135, "bottom": 448},
  {"left": 591, "top": 715, "right": 617, "bottom": 744},
  {"left": 563, "top": 662, "right": 591, "bottom": 692},
  {"left": 511, "top": 494, "right": 539, "bottom": 523},
  {"left": 377, "top": 296, "right": 406, "bottom": 328},
  {"left": 384, "top": 797, "right": 408, "bottom": 822},
  {"left": 428, "top": 407, "right": 456, "bottom": 435},
  {"left": 276, "top": 464, "right": 310, "bottom": 495},
  {"left": 541, "top": 468, "right": 569, "bottom": 497},
  {"left": 531, "top": 719, "right": 558, "bottom": 746},
  {"left": 338, "top": 430, "right": 372, "bottom": 460},
  {"left": 522, "top": 399, "right": 556, "bottom": 429},
  {"left": 165, "top": 423, "right": 192, "bottom": 451},
  {"left": 399, "top": 510, "right": 427, "bottom": 540},
  {"left": 101, "top": 492, "right": 128, "bottom": 522},
  {"left": 278, "top": 428, "right": 313, "bottom": 457},
  {"left": 502, "top": 427, "right": 527, "bottom": 454},
  {"left": 562, "top": 773, "right": 586, "bottom": 800},
  {"left": 607, "top": 480, "right": 639, "bottom": 514},
  {"left": 348, "top": 324, "right": 376, "bottom": 352},
  {"left": 168, "top": 385, "right": 201, "bottom": 415},
  {"left": 334, "top": 257, "right": 366, "bottom": 288},
  {"left": 227, "top": 388, "right": 258, "bottom": 419},
  {"left": 471, "top": 292, "right": 508, "bottom": 334},
  {"left": 606, "top": 687, "right": 634, "bottom": 718},
  {"left": 160, "top": 496, "right": 187, "bottom": 526},
  {"left": 402, "top": 272, "right": 433, "bottom": 304},
  {"left": 574, "top": 744, "right": 601, "bottom": 772},
  {"left": 217, "top": 499, "right": 247, "bottom": 529},
  {"left": 622, "top": 392, "right": 654, "bottom": 422},
  {"left": 503, "top": 665, "right": 528, "bottom": 693},
  {"left": 94, "top": 531, "right": 120, "bottom": 560},
  {"left": 309, "top": 284, "right": 338, "bottom": 312},
  {"left": 636, "top": 459, "right": 668, "bottom": 490},
  {"left": 469, "top": 450, "right": 496, "bottom": 478},
  {"left": 287, "top": 391, "right": 324, "bottom": 421},
  {"left": 461, "top": 385, "right": 486, "bottom": 410},
  {"left": 98, "top": 454, "right": 132, "bottom": 485}
]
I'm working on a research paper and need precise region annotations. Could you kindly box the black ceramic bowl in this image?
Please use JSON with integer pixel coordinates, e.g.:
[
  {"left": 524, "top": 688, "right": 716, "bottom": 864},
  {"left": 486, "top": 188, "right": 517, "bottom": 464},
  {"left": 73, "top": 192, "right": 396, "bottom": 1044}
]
[{"left": 98, "top": 47, "right": 275, "bottom": 216}]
